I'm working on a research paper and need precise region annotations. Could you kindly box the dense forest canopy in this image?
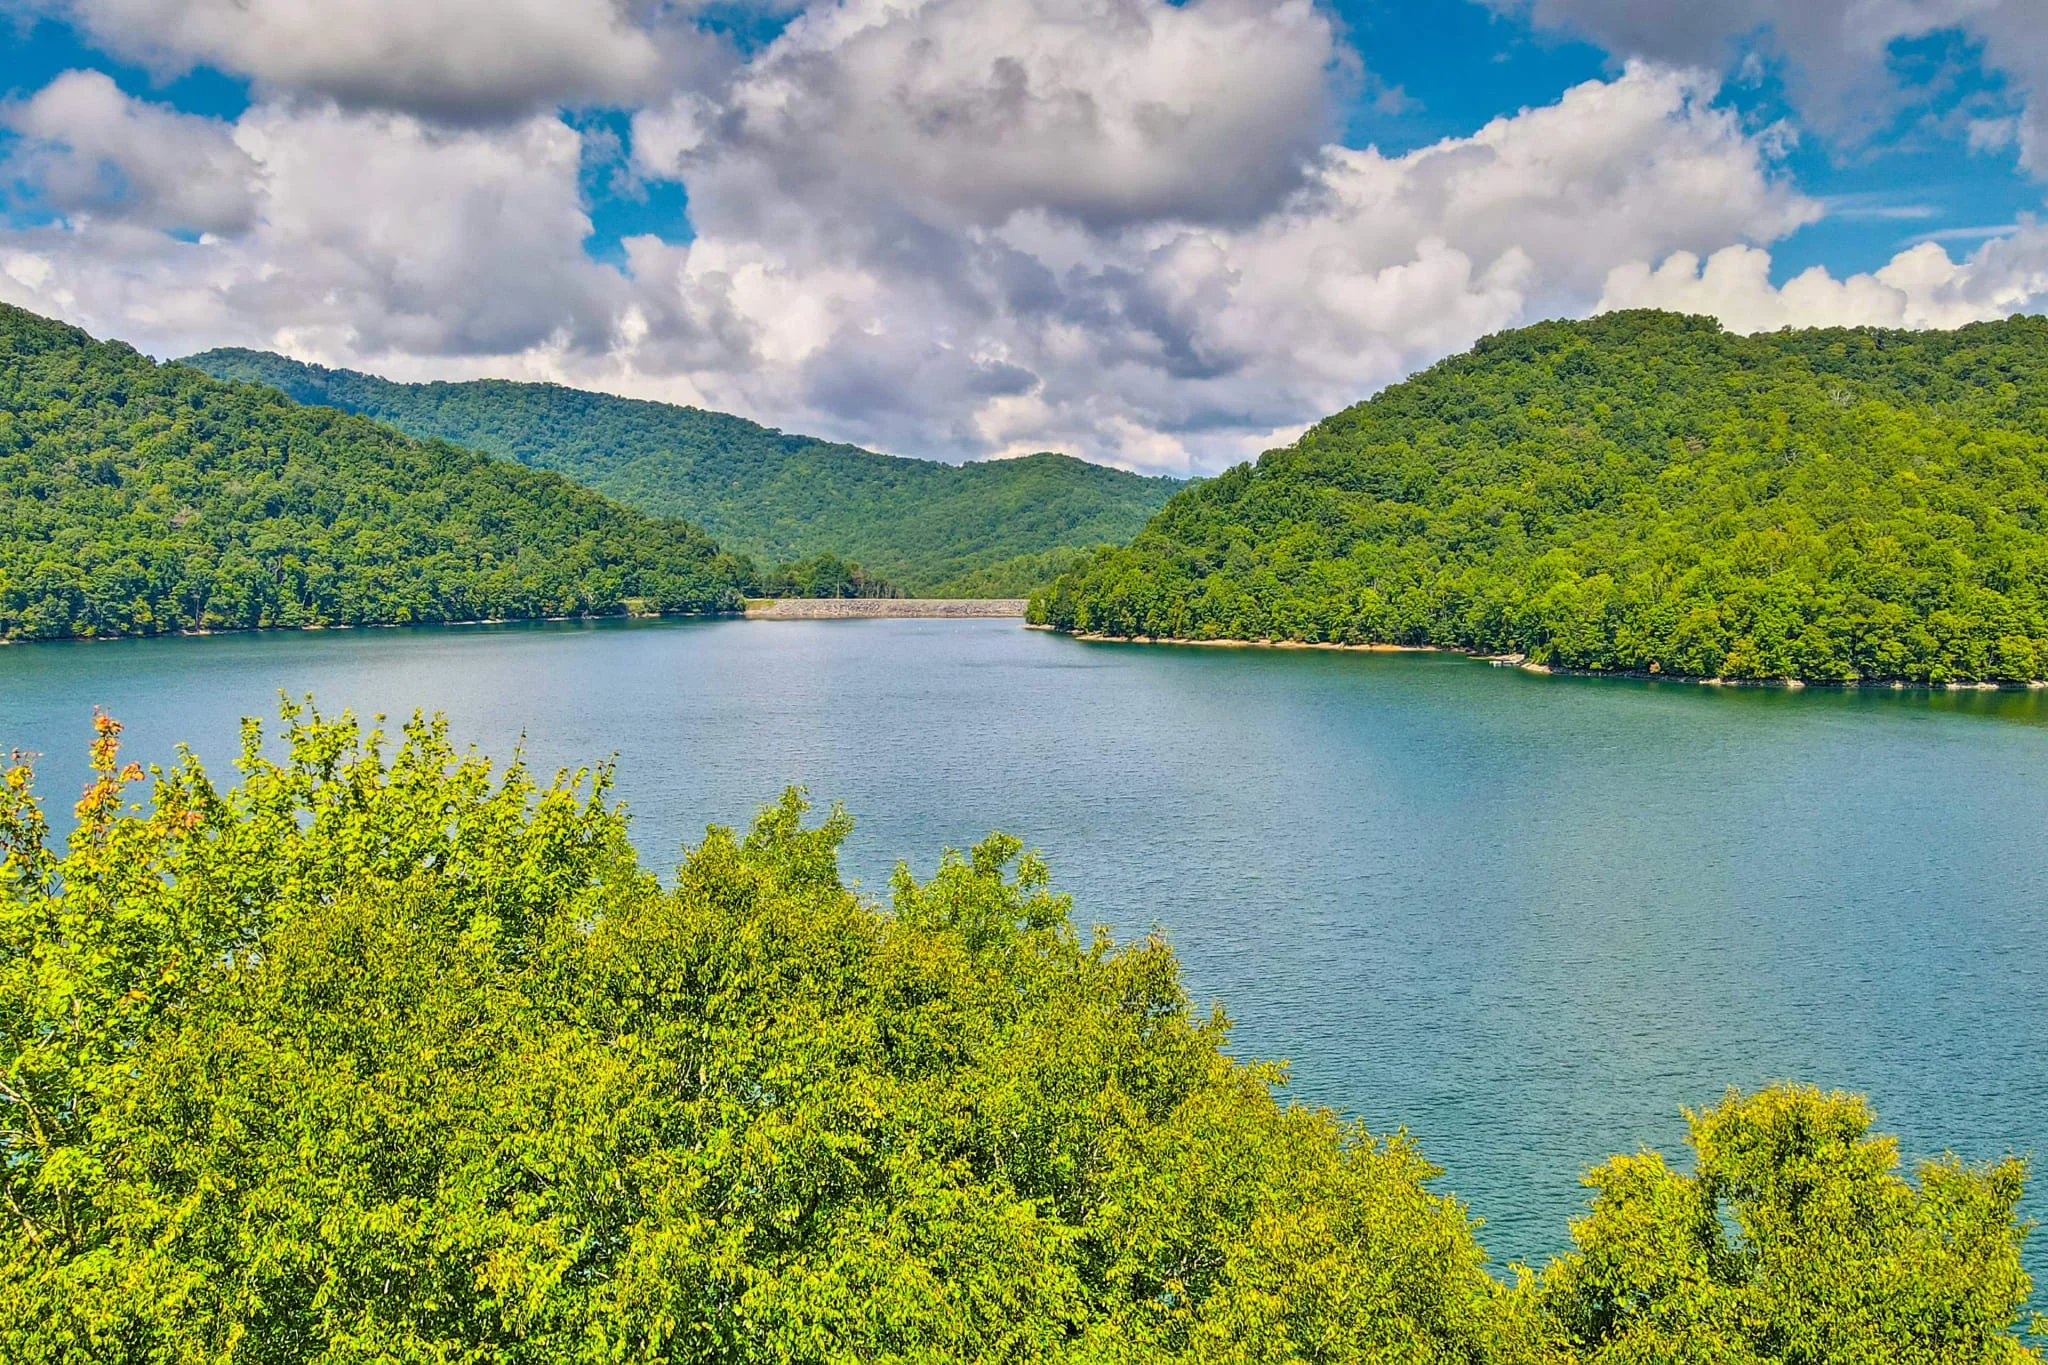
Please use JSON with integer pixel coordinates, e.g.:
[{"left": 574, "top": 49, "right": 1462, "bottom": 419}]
[
  {"left": 753, "top": 551, "right": 904, "bottom": 600},
  {"left": 1035, "top": 311, "right": 2048, "bottom": 684},
  {"left": 182, "top": 349, "right": 1183, "bottom": 596},
  {"left": 0, "top": 306, "right": 752, "bottom": 640},
  {"left": 1, "top": 706, "right": 2033, "bottom": 1362}
]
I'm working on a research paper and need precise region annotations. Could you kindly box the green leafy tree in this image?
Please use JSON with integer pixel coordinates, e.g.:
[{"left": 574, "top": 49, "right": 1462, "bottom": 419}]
[
  {"left": 1541, "top": 1085, "right": 2036, "bottom": 1364},
  {"left": 0, "top": 704, "right": 1523, "bottom": 1362},
  {"left": 756, "top": 552, "right": 904, "bottom": 599},
  {"left": 1, "top": 705, "right": 2036, "bottom": 1361}
]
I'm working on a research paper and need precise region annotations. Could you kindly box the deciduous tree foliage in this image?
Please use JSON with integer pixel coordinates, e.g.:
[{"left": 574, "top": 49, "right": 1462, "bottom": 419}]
[
  {"left": 754, "top": 551, "right": 904, "bottom": 600},
  {"left": 1542, "top": 1087, "right": 2036, "bottom": 1364},
  {"left": 0, "top": 306, "right": 751, "bottom": 640},
  {"left": 181, "top": 348, "right": 1184, "bottom": 597},
  {"left": 1, "top": 707, "right": 2034, "bottom": 1360},
  {"left": 1036, "top": 312, "right": 2048, "bottom": 683}
]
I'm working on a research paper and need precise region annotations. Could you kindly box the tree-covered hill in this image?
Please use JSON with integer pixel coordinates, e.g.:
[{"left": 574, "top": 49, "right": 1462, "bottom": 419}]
[
  {"left": 181, "top": 348, "right": 1184, "bottom": 596},
  {"left": 0, "top": 306, "right": 751, "bottom": 640},
  {"left": 1035, "top": 311, "right": 2048, "bottom": 684}
]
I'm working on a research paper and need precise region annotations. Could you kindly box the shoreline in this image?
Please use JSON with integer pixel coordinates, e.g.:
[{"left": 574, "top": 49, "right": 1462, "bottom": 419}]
[
  {"left": 1067, "top": 631, "right": 1446, "bottom": 655},
  {"left": 10, "top": 613, "right": 2044, "bottom": 691},
  {"left": 1051, "top": 631, "right": 2048, "bottom": 691},
  {"left": 0, "top": 608, "right": 736, "bottom": 647},
  {"left": 4, "top": 597, "right": 1040, "bottom": 644}
]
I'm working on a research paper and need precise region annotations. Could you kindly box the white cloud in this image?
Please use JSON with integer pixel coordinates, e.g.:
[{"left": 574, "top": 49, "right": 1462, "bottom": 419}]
[
  {"left": 1968, "top": 117, "right": 2018, "bottom": 154},
  {"left": 37, "top": 0, "right": 685, "bottom": 123},
  {"left": 1955, "top": 0, "right": 2048, "bottom": 173},
  {"left": 2, "top": 70, "right": 260, "bottom": 234},
  {"left": 0, "top": 80, "right": 625, "bottom": 358},
  {"left": 604, "top": 60, "right": 1818, "bottom": 470},
  {"left": 1599, "top": 230, "right": 2048, "bottom": 334},
  {"left": 1491, "top": 0, "right": 2048, "bottom": 174},
  {"left": 635, "top": 0, "right": 1345, "bottom": 231}
]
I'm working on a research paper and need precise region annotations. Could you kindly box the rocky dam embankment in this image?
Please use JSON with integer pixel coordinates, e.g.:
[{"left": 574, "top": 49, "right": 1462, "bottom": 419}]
[{"left": 744, "top": 598, "right": 1028, "bottom": 619}]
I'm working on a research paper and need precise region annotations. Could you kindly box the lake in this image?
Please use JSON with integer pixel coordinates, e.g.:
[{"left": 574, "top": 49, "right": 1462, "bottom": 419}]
[{"left": 5, "top": 616, "right": 2046, "bottom": 1279}]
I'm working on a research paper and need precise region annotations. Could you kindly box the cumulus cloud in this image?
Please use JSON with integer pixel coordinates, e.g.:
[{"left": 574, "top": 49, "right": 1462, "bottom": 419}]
[
  {"left": 2, "top": 69, "right": 260, "bottom": 234},
  {"left": 0, "top": 78, "right": 625, "bottom": 358},
  {"left": 1600, "top": 229, "right": 2048, "bottom": 334},
  {"left": 1490, "top": 0, "right": 2048, "bottom": 173},
  {"left": 634, "top": 0, "right": 1345, "bottom": 231},
  {"left": 34, "top": 0, "right": 688, "bottom": 123},
  {"left": 609, "top": 59, "right": 1817, "bottom": 468}
]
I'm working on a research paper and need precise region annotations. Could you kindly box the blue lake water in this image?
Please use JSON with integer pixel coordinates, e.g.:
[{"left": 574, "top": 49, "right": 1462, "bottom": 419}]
[{"left": 4, "top": 616, "right": 2045, "bottom": 1279}]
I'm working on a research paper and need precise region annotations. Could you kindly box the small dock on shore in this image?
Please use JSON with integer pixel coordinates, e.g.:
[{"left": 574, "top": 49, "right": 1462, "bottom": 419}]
[{"left": 744, "top": 598, "right": 1029, "bottom": 619}]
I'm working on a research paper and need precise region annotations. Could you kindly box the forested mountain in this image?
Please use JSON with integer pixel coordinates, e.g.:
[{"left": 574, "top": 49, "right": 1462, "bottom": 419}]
[
  {"left": 182, "top": 348, "right": 1183, "bottom": 595},
  {"left": 0, "top": 306, "right": 749, "bottom": 640},
  {"left": 1037, "top": 311, "right": 2048, "bottom": 684}
]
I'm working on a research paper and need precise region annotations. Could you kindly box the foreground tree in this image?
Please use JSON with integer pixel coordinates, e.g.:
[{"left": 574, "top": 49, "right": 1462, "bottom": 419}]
[
  {"left": 0, "top": 705, "right": 2035, "bottom": 1361},
  {"left": 1542, "top": 1085, "right": 2036, "bottom": 1364}
]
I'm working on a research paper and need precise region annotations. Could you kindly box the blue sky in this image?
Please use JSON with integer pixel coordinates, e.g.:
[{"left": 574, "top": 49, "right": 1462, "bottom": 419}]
[{"left": 1, "top": 0, "right": 2043, "bottom": 472}]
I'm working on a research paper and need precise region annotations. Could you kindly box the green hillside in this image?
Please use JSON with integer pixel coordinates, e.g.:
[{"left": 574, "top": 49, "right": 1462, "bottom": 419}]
[
  {"left": 180, "top": 349, "right": 1183, "bottom": 596},
  {"left": 1036, "top": 310, "right": 2048, "bottom": 684},
  {"left": 0, "top": 306, "right": 749, "bottom": 641}
]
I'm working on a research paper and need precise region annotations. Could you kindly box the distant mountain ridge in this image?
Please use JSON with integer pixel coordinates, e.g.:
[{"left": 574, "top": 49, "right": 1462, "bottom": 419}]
[
  {"left": 0, "top": 305, "right": 748, "bottom": 641},
  {"left": 1037, "top": 310, "right": 2048, "bottom": 684},
  {"left": 180, "top": 349, "right": 1183, "bottom": 595}
]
